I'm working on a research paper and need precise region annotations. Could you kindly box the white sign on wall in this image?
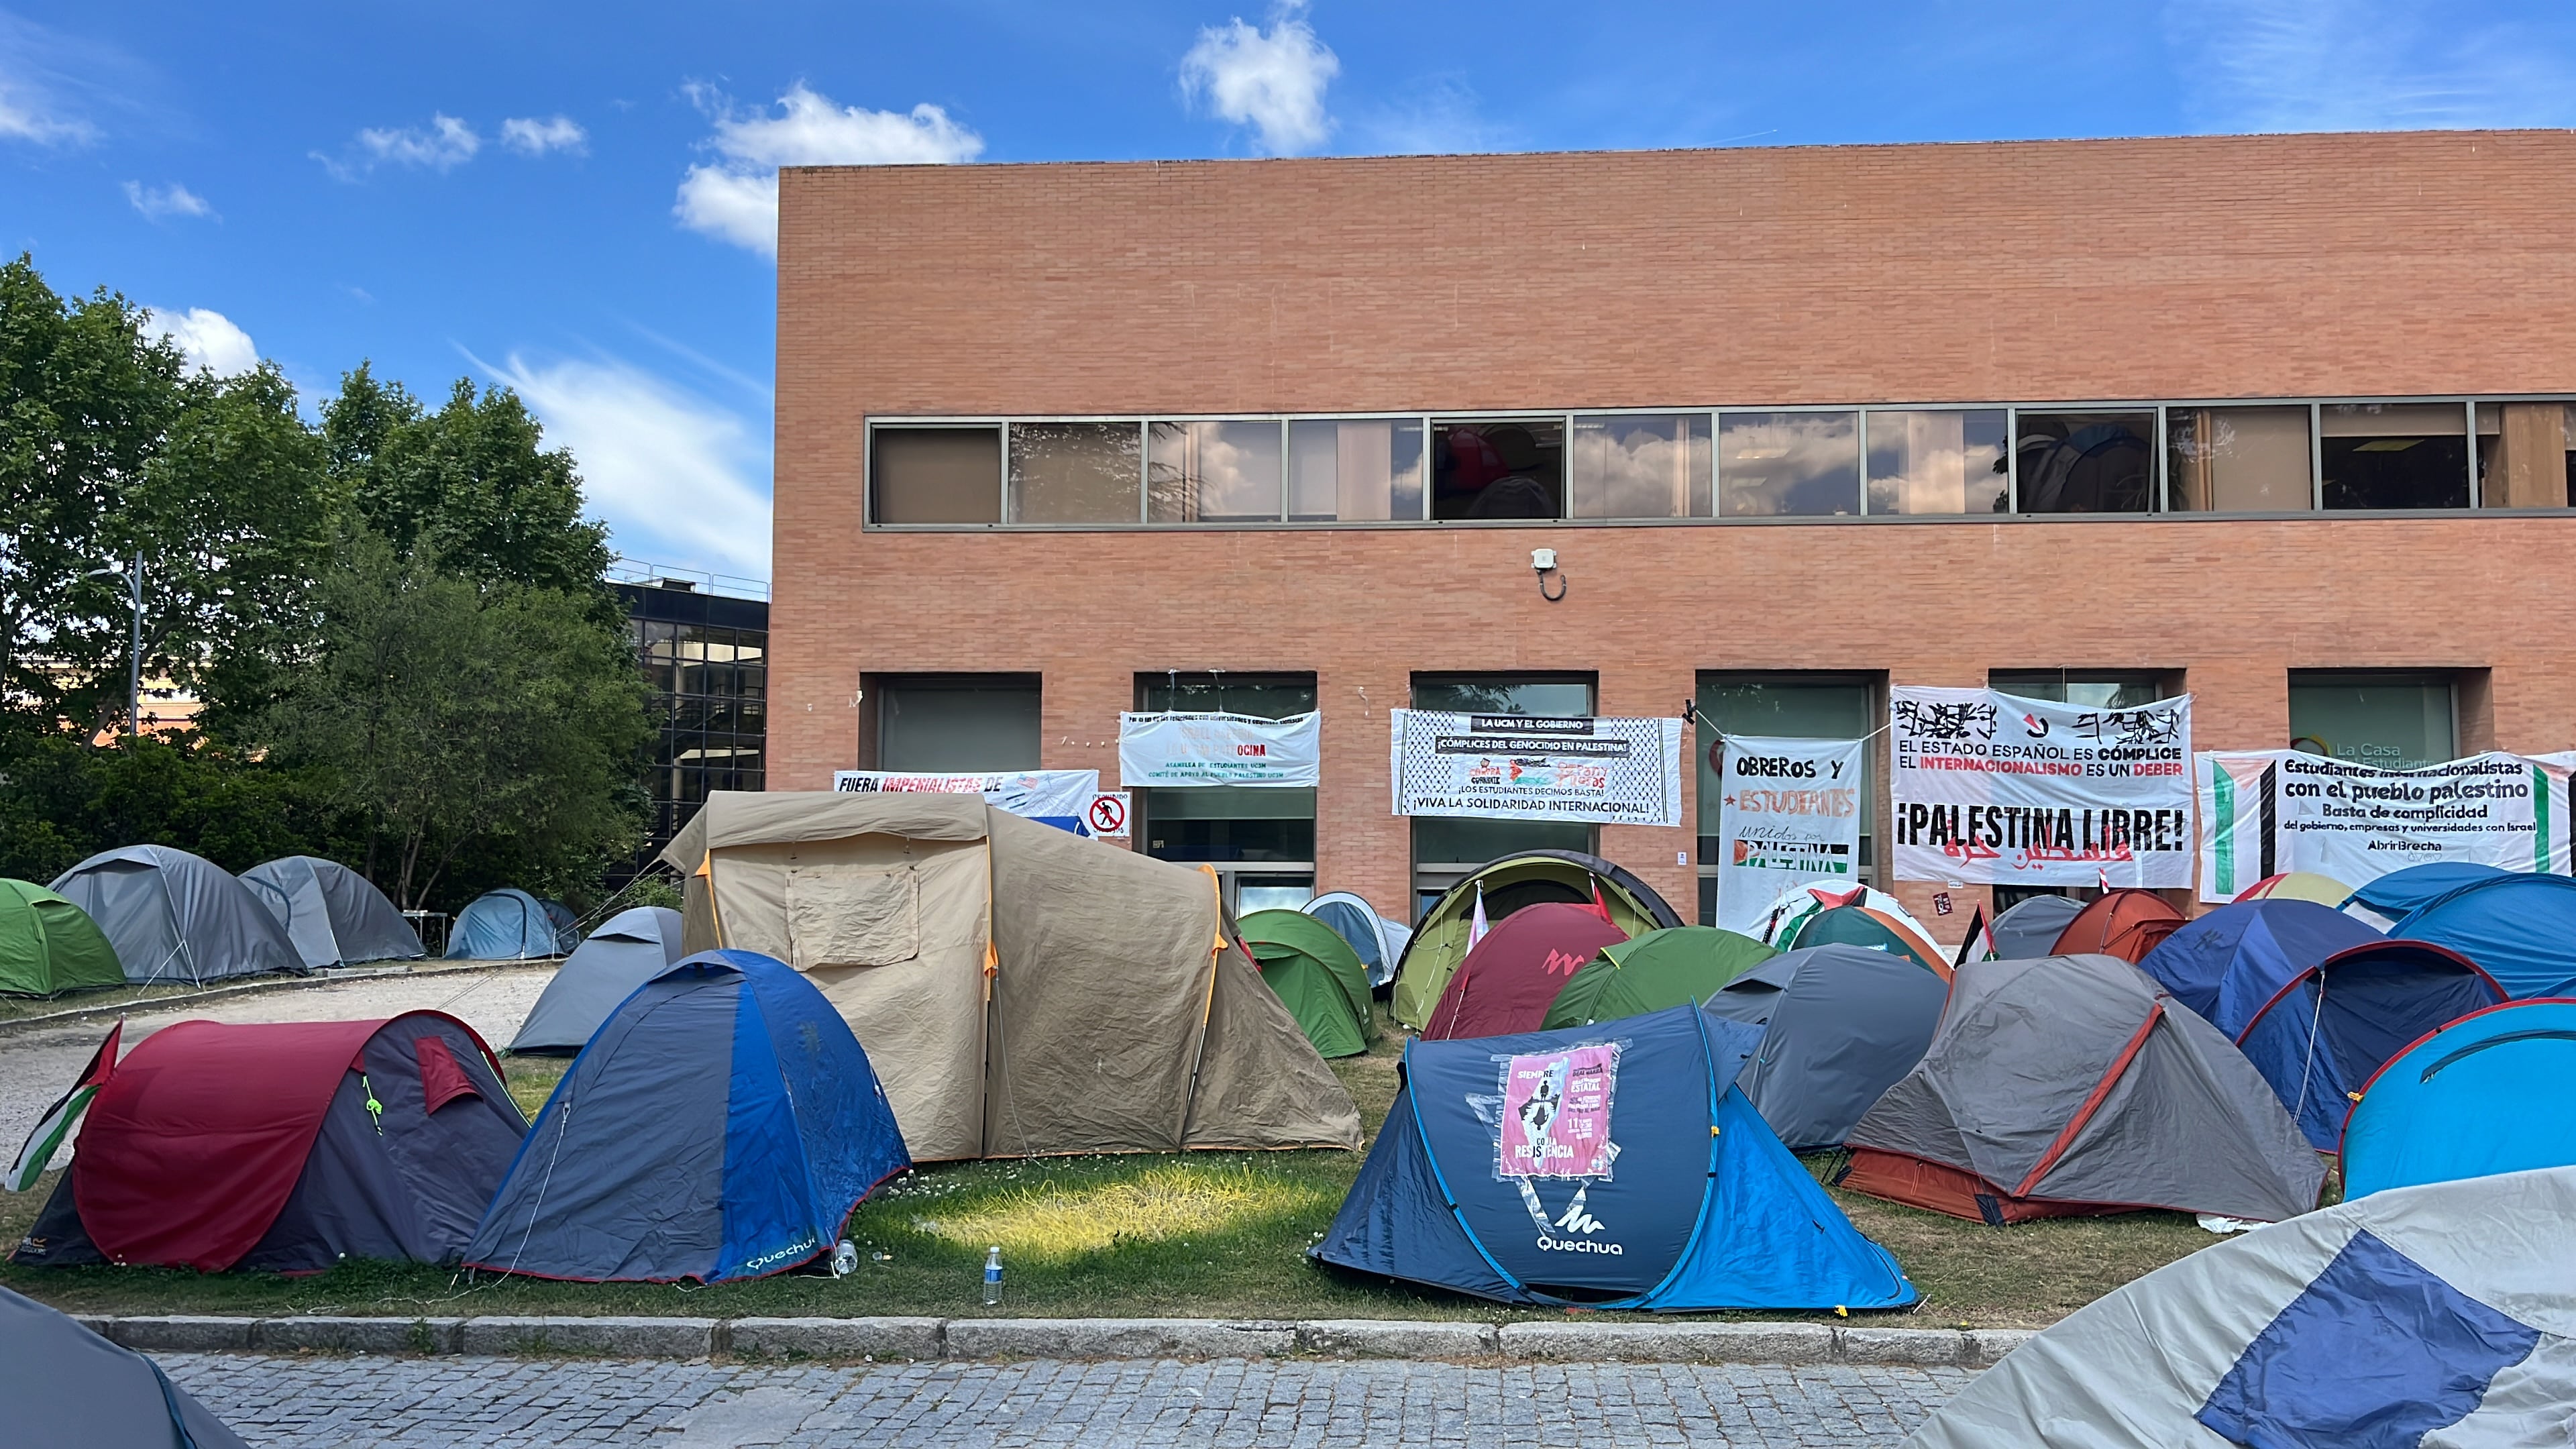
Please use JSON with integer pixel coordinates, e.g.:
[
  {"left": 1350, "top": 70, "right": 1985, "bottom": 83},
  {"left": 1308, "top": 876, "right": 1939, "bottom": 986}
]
[
  {"left": 1118, "top": 712, "right": 1321, "bottom": 788},
  {"left": 1389, "top": 710, "right": 1684, "bottom": 826},
  {"left": 1888, "top": 687, "right": 2194, "bottom": 887},
  {"left": 2196, "top": 749, "right": 2573, "bottom": 901},
  {"left": 1711, "top": 735, "right": 1866, "bottom": 933},
  {"left": 831, "top": 769, "right": 1101, "bottom": 835}
]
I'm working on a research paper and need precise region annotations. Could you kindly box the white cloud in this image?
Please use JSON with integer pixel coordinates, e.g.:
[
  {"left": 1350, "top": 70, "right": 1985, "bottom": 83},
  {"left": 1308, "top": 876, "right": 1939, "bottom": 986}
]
[
  {"left": 475, "top": 350, "right": 772, "bottom": 577},
  {"left": 501, "top": 114, "right": 587, "bottom": 156},
  {"left": 355, "top": 113, "right": 481, "bottom": 170},
  {"left": 1179, "top": 5, "right": 1339, "bottom": 155},
  {"left": 675, "top": 85, "right": 985, "bottom": 259},
  {"left": 2165, "top": 0, "right": 2576, "bottom": 131},
  {"left": 0, "top": 15, "right": 102, "bottom": 146},
  {"left": 124, "top": 180, "right": 213, "bottom": 221},
  {"left": 147, "top": 307, "right": 258, "bottom": 377}
]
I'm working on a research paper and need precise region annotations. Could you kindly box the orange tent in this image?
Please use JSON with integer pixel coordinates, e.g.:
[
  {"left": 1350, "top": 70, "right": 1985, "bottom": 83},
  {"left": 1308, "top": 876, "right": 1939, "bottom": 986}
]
[{"left": 2051, "top": 889, "right": 2185, "bottom": 963}]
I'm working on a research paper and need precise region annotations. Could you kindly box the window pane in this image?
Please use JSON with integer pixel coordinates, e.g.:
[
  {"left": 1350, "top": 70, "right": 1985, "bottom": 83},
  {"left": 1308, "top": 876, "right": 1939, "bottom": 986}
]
[
  {"left": 879, "top": 678, "right": 1042, "bottom": 771},
  {"left": 1412, "top": 816, "right": 1593, "bottom": 867},
  {"left": 1570, "top": 413, "right": 1711, "bottom": 519},
  {"left": 1289, "top": 418, "right": 1424, "bottom": 521},
  {"left": 1139, "top": 674, "right": 1318, "bottom": 718},
  {"left": 1411, "top": 676, "right": 1594, "bottom": 718},
  {"left": 1866, "top": 409, "right": 2008, "bottom": 516},
  {"left": 2015, "top": 413, "right": 2157, "bottom": 513},
  {"left": 1008, "top": 422, "right": 1141, "bottom": 523},
  {"left": 2320, "top": 404, "right": 2467, "bottom": 509},
  {"left": 2475, "top": 402, "right": 2571, "bottom": 508},
  {"left": 1147, "top": 420, "right": 1283, "bottom": 522},
  {"left": 873, "top": 427, "right": 1002, "bottom": 524},
  {"left": 2288, "top": 674, "right": 2455, "bottom": 770},
  {"left": 1432, "top": 419, "right": 1564, "bottom": 520},
  {"left": 2168, "top": 406, "right": 2312, "bottom": 512},
  {"left": 1989, "top": 671, "right": 2166, "bottom": 710},
  {"left": 1717, "top": 412, "right": 1859, "bottom": 517}
]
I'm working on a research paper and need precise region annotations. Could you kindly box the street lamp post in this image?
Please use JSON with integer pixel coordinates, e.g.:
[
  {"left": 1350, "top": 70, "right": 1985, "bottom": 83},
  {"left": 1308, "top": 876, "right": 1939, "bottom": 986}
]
[{"left": 85, "top": 554, "right": 144, "bottom": 741}]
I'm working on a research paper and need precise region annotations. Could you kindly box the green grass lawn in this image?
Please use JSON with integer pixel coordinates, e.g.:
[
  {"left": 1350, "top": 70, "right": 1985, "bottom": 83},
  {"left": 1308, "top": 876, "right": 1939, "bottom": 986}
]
[{"left": 0, "top": 1009, "right": 2219, "bottom": 1327}]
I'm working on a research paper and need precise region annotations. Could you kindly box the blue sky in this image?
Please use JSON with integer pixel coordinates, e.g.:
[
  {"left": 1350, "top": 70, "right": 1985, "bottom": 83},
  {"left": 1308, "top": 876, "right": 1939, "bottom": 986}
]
[{"left": 9, "top": 1, "right": 2576, "bottom": 580}]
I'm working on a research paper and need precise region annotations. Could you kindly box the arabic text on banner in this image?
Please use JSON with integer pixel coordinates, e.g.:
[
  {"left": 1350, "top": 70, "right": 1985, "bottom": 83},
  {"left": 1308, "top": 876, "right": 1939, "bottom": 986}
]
[
  {"left": 2196, "top": 749, "right": 2573, "bottom": 902},
  {"left": 1888, "top": 687, "right": 2194, "bottom": 886},
  {"left": 1389, "top": 710, "right": 1684, "bottom": 826},
  {"left": 831, "top": 769, "right": 1100, "bottom": 834},
  {"left": 1712, "top": 735, "right": 1866, "bottom": 932},
  {"left": 1117, "top": 711, "right": 1321, "bottom": 788}
]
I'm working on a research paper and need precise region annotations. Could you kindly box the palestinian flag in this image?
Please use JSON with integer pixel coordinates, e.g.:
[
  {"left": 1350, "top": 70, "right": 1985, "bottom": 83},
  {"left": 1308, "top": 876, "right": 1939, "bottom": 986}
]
[
  {"left": 8, "top": 1019, "right": 121, "bottom": 1193},
  {"left": 1951, "top": 906, "right": 1996, "bottom": 970}
]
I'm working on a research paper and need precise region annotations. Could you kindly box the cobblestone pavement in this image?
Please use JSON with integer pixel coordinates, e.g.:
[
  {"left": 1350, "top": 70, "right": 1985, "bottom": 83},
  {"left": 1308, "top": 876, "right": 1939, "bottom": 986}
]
[{"left": 165, "top": 1353, "right": 1970, "bottom": 1446}]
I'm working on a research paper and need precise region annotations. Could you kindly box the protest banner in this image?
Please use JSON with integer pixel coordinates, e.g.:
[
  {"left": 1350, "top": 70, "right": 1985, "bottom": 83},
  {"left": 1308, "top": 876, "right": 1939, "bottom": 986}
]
[
  {"left": 832, "top": 768, "right": 1101, "bottom": 835},
  {"left": 1711, "top": 735, "right": 1866, "bottom": 932},
  {"left": 2196, "top": 749, "right": 2572, "bottom": 901},
  {"left": 1118, "top": 711, "right": 1320, "bottom": 788},
  {"left": 1889, "top": 687, "right": 2194, "bottom": 887},
  {"left": 1390, "top": 710, "right": 1684, "bottom": 826}
]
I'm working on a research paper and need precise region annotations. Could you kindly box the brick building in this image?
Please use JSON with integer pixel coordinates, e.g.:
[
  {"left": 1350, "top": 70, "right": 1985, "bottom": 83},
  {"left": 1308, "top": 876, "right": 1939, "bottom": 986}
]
[{"left": 769, "top": 129, "right": 2576, "bottom": 932}]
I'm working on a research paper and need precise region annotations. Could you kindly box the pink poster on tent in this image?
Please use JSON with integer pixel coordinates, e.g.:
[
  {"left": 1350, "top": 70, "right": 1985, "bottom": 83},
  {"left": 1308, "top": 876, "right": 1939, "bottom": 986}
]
[{"left": 1497, "top": 1042, "right": 1619, "bottom": 1179}]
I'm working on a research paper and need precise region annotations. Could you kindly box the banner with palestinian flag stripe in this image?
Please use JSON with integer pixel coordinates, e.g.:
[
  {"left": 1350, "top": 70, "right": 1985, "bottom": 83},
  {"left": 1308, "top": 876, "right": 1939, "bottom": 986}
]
[
  {"left": 8, "top": 1019, "right": 120, "bottom": 1192},
  {"left": 2197, "top": 750, "right": 2573, "bottom": 902}
]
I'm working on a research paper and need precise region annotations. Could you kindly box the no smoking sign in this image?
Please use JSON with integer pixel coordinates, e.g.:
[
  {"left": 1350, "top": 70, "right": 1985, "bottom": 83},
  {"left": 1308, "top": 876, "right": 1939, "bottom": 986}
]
[{"left": 1085, "top": 792, "right": 1132, "bottom": 839}]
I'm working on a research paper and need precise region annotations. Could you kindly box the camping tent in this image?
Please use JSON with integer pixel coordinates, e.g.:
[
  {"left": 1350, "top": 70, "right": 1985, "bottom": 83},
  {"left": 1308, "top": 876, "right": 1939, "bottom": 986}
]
[
  {"left": 2231, "top": 870, "right": 2353, "bottom": 906},
  {"left": 2049, "top": 888, "right": 2185, "bottom": 963},
  {"left": 661, "top": 790, "right": 1359, "bottom": 1161},
  {"left": 1752, "top": 883, "right": 1938, "bottom": 955},
  {"left": 1421, "top": 902, "right": 1629, "bottom": 1040},
  {"left": 1782, "top": 901, "right": 1948, "bottom": 977},
  {"left": 1903, "top": 1166, "right": 2576, "bottom": 1449},
  {"left": 465, "top": 951, "right": 910, "bottom": 1283},
  {"left": 0, "top": 1285, "right": 250, "bottom": 1449},
  {"left": 1842, "top": 954, "right": 2324, "bottom": 1224},
  {"left": 2387, "top": 873, "right": 2576, "bottom": 998},
  {"left": 0, "top": 879, "right": 123, "bottom": 997},
  {"left": 506, "top": 905, "right": 686, "bottom": 1054},
  {"left": 1701, "top": 944, "right": 1951, "bottom": 1150},
  {"left": 240, "top": 855, "right": 423, "bottom": 971},
  {"left": 1237, "top": 908, "right": 1373, "bottom": 1059},
  {"left": 2343, "top": 860, "right": 2507, "bottom": 926},
  {"left": 1311, "top": 1003, "right": 1917, "bottom": 1311},
  {"left": 1301, "top": 892, "right": 1411, "bottom": 989},
  {"left": 2237, "top": 941, "right": 2504, "bottom": 1150},
  {"left": 539, "top": 897, "right": 580, "bottom": 945},
  {"left": 1540, "top": 926, "right": 1777, "bottom": 1030},
  {"left": 1987, "top": 893, "right": 2082, "bottom": 960},
  {"left": 2135, "top": 898, "right": 2384, "bottom": 1029},
  {"left": 446, "top": 888, "right": 576, "bottom": 960},
  {"left": 13, "top": 1012, "right": 525, "bottom": 1272},
  {"left": 48, "top": 845, "right": 303, "bottom": 985},
  {"left": 2343, "top": 1000, "right": 2576, "bottom": 1198},
  {"left": 1391, "top": 852, "right": 1682, "bottom": 1029}
]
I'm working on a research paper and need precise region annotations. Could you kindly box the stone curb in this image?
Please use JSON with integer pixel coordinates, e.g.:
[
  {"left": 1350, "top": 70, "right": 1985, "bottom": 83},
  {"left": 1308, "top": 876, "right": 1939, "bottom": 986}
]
[
  {"left": 77, "top": 1313, "right": 2033, "bottom": 1366},
  {"left": 0, "top": 960, "right": 542, "bottom": 1036}
]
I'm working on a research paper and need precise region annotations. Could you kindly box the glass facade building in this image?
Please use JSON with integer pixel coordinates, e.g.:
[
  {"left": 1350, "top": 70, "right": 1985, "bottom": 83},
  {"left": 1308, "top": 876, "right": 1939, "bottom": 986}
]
[{"left": 615, "top": 577, "right": 769, "bottom": 877}]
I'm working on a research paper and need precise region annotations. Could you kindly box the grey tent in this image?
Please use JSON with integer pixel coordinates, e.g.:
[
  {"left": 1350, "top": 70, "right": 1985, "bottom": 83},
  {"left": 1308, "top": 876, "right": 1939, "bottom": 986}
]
[
  {"left": 507, "top": 906, "right": 686, "bottom": 1053},
  {"left": 1989, "top": 892, "right": 2082, "bottom": 959},
  {"left": 240, "top": 855, "right": 423, "bottom": 970},
  {"left": 1843, "top": 953, "right": 2324, "bottom": 1224},
  {"left": 1701, "top": 944, "right": 1950, "bottom": 1149},
  {"left": 0, "top": 1285, "right": 249, "bottom": 1448},
  {"left": 48, "top": 845, "right": 303, "bottom": 986}
]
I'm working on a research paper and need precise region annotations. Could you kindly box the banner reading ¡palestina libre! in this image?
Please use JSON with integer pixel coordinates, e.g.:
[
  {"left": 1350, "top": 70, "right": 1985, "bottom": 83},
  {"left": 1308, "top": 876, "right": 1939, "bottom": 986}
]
[
  {"left": 1117, "top": 711, "right": 1320, "bottom": 788},
  {"left": 1888, "top": 687, "right": 2194, "bottom": 887},
  {"left": 1389, "top": 710, "right": 1684, "bottom": 826},
  {"left": 2196, "top": 750, "right": 2574, "bottom": 902},
  {"left": 830, "top": 768, "right": 1100, "bottom": 834},
  {"left": 1711, "top": 735, "right": 1866, "bottom": 933}
]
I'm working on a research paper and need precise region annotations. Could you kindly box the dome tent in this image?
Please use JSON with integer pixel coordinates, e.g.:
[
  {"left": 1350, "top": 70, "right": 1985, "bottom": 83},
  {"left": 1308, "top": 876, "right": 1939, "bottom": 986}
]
[
  {"left": 1987, "top": 892, "right": 2082, "bottom": 960},
  {"left": 1421, "top": 902, "right": 1628, "bottom": 1041},
  {"left": 2236, "top": 940, "right": 2504, "bottom": 1150},
  {"left": 2343, "top": 1000, "right": 2576, "bottom": 1198},
  {"left": 1843, "top": 954, "right": 2324, "bottom": 1224},
  {"left": 0, "top": 1285, "right": 250, "bottom": 1449},
  {"left": 446, "top": 888, "right": 576, "bottom": 960},
  {"left": 49, "top": 845, "right": 303, "bottom": 985},
  {"left": 2387, "top": 872, "right": 2576, "bottom": 998},
  {"left": 1392, "top": 851, "right": 1682, "bottom": 1030},
  {"left": 465, "top": 951, "right": 910, "bottom": 1284},
  {"left": 1701, "top": 944, "right": 1950, "bottom": 1150},
  {"left": 2343, "top": 860, "right": 2507, "bottom": 926},
  {"left": 1237, "top": 909, "right": 1373, "bottom": 1059},
  {"left": 1300, "top": 891, "right": 1411, "bottom": 989},
  {"left": 1313, "top": 1004, "right": 1916, "bottom": 1311},
  {"left": 2229, "top": 870, "right": 2352, "bottom": 906},
  {"left": 1783, "top": 900, "right": 1947, "bottom": 978},
  {"left": 1751, "top": 882, "right": 1937, "bottom": 954},
  {"left": 240, "top": 855, "right": 423, "bottom": 970},
  {"left": 14, "top": 1012, "right": 524, "bottom": 1272},
  {"left": 2135, "top": 898, "right": 2384, "bottom": 1030},
  {"left": 506, "top": 906, "right": 686, "bottom": 1054},
  {"left": 2049, "top": 887, "right": 2185, "bottom": 963},
  {"left": 0, "top": 879, "right": 123, "bottom": 997},
  {"left": 1539, "top": 926, "right": 1777, "bottom": 1030}
]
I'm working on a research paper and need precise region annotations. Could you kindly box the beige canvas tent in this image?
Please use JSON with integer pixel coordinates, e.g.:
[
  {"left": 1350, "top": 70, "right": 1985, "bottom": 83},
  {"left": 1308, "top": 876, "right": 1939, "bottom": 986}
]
[{"left": 660, "top": 791, "right": 1361, "bottom": 1161}]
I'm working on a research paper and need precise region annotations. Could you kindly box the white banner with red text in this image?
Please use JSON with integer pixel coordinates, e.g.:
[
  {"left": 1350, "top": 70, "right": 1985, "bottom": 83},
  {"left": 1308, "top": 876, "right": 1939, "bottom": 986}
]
[
  {"left": 1712, "top": 735, "right": 1868, "bottom": 932},
  {"left": 1889, "top": 687, "right": 2194, "bottom": 887},
  {"left": 1390, "top": 710, "right": 1685, "bottom": 826}
]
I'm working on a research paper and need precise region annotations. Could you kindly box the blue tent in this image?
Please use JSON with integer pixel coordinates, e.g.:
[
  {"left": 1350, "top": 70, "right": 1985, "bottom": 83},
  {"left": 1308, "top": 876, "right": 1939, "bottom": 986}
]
[
  {"left": 2343, "top": 1000, "right": 2576, "bottom": 1197},
  {"left": 2233, "top": 941, "right": 2505, "bottom": 1150},
  {"left": 1311, "top": 1002, "right": 1915, "bottom": 1311},
  {"left": 2390, "top": 873, "right": 2576, "bottom": 998},
  {"left": 2342, "top": 861, "right": 2507, "bottom": 923},
  {"left": 447, "top": 888, "right": 576, "bottom": 959},
  {"left": 2135, "top": 899, "right": 2383, "bottom": 1032},
  {"left": 463, "top": 949, "right": 910, "bottom": 1283}
]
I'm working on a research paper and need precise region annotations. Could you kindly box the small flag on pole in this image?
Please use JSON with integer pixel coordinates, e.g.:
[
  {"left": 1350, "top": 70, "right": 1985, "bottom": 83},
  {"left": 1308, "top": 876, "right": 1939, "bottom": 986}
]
[
  {"left": 1586, "top": 878, "right": 1614, "bottom": 925},
  {"left": 2098, "top": 866, "right": 2113, "bottom": 894},
  {"left": 1468, "top": 883, "right": 1491, "bottom": 950},
  {"left": 9, "top": 1019, "right": 121, "bottom": 1193},
  {"left": 1952, "top": 906, "right": 1995, "bottom": 970}
]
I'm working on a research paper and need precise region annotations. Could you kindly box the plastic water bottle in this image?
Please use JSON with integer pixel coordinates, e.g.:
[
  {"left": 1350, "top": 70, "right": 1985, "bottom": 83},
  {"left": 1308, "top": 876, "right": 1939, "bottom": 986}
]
[
  {"left": 981, "top": 1245, "right": 1004, "bottom": 1305},
  {"left": 830, "top": 1240, "right": 858, "bottom": 1278}
]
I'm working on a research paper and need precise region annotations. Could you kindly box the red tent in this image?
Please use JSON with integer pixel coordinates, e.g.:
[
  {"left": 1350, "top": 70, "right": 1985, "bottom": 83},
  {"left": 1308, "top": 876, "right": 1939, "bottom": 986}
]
[
  {"left": 2052, "top": 889, "right": 2186, "bottom": 964},
  {"left": 1421, "top": 902, "right": 1627, "bottom": 1040}
]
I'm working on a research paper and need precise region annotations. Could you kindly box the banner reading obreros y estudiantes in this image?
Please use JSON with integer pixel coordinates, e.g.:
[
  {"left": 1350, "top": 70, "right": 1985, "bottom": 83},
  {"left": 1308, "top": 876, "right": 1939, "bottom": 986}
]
[
  {"left": 831, "top": 769, "right": 1100, "bottom": 835},
  {"left": 1888, "top": 687, "right": 2194, "bottom": 887},
  {"left": 1389, "top": 710, "right": 1684, "bottom": 826},
  {"left": 2196, "top": 749, "right": 2573, "bottom": 902},
  {"left": 1118, "top": 711, "right": 1320, "bottom": 788},
  {"left": 1712, "top": 735, "right": 1866, "bottom": 932}
]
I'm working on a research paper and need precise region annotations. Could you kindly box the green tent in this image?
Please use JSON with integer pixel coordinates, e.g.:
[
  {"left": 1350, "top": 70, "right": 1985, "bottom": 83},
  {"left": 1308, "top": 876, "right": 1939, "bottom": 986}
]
[
  {"left": 1788, "top": 904, "right": 1946, "bottom": 976},
  {"left": 0, "top": 879, "right": 125, "bottom": 997},
  {"left": 1541, "top": 926, "right": 1780, "bottom": 1029},
  {"left": 1238, "top": 908, "right": 1373, "bottom": 1059}
]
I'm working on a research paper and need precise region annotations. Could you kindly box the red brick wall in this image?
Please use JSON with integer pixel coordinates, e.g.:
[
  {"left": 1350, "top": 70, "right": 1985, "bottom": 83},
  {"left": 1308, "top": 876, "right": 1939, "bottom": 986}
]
[{"left": 771, "top": 131, "right": 2576, "bottom": 932}]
